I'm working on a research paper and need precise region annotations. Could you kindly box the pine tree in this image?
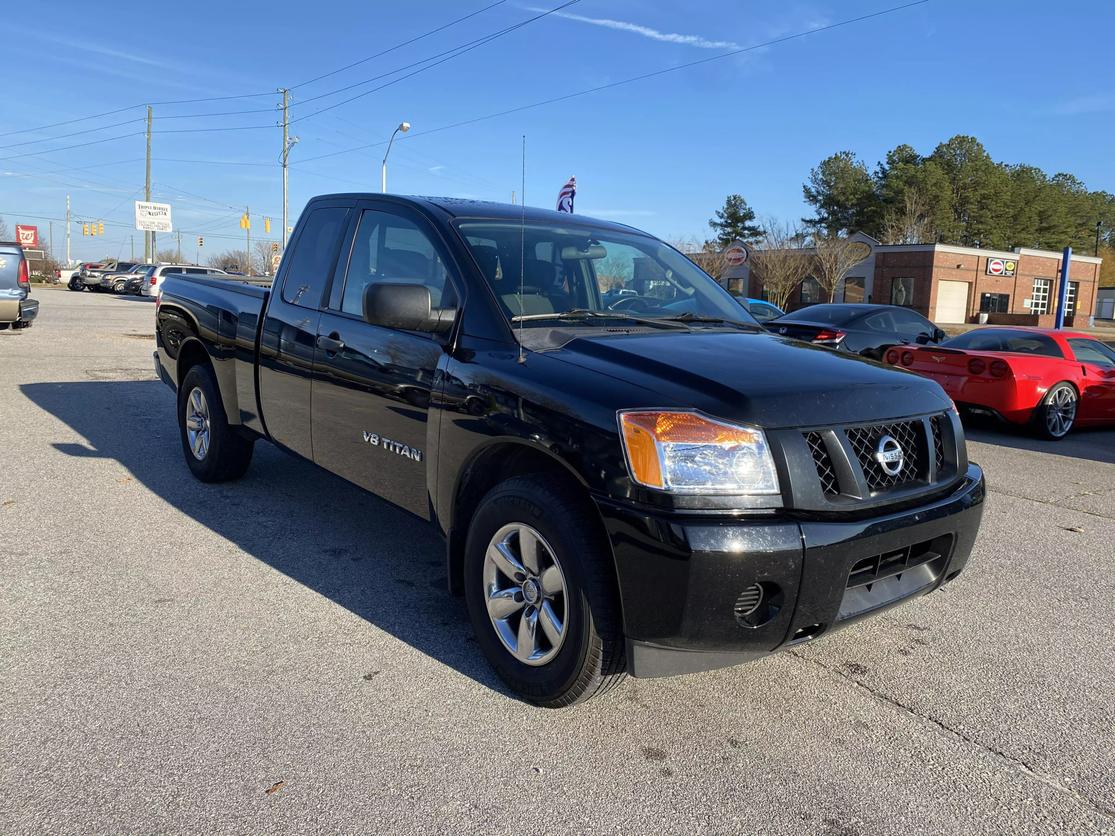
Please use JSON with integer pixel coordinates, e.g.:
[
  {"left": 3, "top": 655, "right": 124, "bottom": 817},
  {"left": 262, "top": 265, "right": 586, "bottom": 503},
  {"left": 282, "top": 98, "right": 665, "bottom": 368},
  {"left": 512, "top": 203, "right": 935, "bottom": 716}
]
[{"left": 708, "top": 194, "right": 764, "bottom": 248}]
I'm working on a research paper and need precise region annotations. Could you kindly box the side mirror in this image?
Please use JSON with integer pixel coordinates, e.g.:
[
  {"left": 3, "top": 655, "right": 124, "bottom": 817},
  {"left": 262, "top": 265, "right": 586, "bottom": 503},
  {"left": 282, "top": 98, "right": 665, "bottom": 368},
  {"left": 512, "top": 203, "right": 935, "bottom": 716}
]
[
  {"left": 915, "top": 333, "right": 932, "bottom": 345},
  {"left": 363, "top": 283, "right": 456, "bottom": 334}
]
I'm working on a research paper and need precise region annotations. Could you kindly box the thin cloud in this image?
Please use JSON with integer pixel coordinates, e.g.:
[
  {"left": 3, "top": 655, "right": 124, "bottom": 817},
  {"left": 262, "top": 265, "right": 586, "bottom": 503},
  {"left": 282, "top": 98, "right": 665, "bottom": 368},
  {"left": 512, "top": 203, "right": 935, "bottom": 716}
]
[
  {"left": 533, "top": 8, "right": 742, "bottom": 50},
  {"left": 1052, "top": 94, "right": 1115, "bottom": 116}
]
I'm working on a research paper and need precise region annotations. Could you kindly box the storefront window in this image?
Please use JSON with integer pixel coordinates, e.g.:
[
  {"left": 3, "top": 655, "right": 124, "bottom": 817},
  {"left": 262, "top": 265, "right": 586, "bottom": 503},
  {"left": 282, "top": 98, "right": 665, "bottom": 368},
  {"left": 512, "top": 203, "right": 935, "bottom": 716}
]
[
  {"left": 842, "top": 276, "right": 865, "bottom": 303},
  {"left": 800, "top": 276, "right": 823, "bottom": 305},
  {"left": 1030, "top": 278, "right": 1052, "bottom": 314},
  {"left": 980, "top": 292, "right": 1010, "bottom": 313},
  {"left": 891, "top": 277, "right": 916, "bottom": 307}
]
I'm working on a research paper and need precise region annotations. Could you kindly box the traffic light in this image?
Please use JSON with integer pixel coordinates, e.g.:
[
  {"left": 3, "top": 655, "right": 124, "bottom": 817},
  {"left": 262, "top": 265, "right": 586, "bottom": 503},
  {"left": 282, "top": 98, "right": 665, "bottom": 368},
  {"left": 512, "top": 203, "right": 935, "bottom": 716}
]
[
  {"left": 82, "top": 223, "right": 90, "bottom": 236},
  {"left": 98, "top": 221, "right": 105, "bottom": 236},
  {"left": 264, "top": 217, "right": 271, "bottom": 234},
  {"left": 197, "top": 236, "right": 204, "bottom": 247},
  {"left": 239, "top": 213, "right": 250, "bottom": 230}
]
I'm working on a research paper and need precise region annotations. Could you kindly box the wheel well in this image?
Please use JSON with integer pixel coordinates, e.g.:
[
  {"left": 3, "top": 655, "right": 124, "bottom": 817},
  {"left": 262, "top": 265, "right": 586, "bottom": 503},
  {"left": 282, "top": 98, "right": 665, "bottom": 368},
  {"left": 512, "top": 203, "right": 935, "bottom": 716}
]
[
  {"left": 446, "top": 443, "right": 604, "bottom": 596},
  {"left": 176, "top": 339, "right": 212, "bottom": 387}
]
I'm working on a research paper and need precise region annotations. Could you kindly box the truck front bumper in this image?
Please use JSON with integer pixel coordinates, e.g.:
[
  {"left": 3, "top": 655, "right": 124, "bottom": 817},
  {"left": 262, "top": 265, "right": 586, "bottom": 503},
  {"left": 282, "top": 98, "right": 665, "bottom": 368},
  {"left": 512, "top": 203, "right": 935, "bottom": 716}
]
[{"left": 596, "top": 464, "right": 985, "bottom": 678}]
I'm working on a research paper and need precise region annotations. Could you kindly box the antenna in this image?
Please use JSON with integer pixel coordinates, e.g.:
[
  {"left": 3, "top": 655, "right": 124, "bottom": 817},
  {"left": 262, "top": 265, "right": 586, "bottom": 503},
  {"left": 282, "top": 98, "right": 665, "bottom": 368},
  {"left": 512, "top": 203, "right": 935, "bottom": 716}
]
[{"left": 518, "top": 134, "right": 526, "bottom": 364}]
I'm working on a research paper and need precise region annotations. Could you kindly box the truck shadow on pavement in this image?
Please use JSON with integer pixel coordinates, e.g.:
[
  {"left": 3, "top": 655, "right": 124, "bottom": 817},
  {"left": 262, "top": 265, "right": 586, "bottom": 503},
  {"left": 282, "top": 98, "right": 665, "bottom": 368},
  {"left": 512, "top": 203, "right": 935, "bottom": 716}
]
[
  {"left": 962, "top": 418, "right": 1115, "bottom": 465},
  {"left": 21, "top": 379, "right": 514, "bottom": 700}
]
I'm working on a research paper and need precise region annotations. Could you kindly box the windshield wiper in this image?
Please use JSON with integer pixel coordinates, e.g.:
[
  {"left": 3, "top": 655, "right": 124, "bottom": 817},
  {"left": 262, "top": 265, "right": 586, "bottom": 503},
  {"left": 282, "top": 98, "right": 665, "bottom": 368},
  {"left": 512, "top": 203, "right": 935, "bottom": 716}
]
[
  {"left": 510, "top": 309, "right": 689, "bottom": 329},
  {"left": 658, "top": 312, "right": 761, "bottom": 330}
]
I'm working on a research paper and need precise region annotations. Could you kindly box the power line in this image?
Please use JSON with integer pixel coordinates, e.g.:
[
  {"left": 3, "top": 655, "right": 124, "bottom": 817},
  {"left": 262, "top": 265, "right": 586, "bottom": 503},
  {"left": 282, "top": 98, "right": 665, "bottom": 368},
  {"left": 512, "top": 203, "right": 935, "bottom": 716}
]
[
  {"left": 290, "top": 0, "right": 581, "bottom": 124},
  {"left": 0, "top": 118, "right": 145, "bottom": 151},
  {"left": 0, "top": 1, "right": 559, "bottom": 148},
  {"left": 0, "top": 2, "right": 514, "bottom": 142},
  {"left": 292, "top": 0, "right": 509, "bottom": 89},
  {"left": 0, "top": 132, "right": 141, "bottom": 162},
  {"left": 0, "top": 91, "right": 277, "bottom": 140},
  {"left": 294, "top": 0, "right": 928, "bottom": 165}
]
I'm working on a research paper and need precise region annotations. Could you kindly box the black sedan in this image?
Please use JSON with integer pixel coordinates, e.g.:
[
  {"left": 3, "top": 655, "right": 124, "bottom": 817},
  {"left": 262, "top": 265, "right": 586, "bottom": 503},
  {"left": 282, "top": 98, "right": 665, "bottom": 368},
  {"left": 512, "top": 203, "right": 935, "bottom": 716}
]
[{"left": 767, "top": 303, "right": 946, "bottom": 359}]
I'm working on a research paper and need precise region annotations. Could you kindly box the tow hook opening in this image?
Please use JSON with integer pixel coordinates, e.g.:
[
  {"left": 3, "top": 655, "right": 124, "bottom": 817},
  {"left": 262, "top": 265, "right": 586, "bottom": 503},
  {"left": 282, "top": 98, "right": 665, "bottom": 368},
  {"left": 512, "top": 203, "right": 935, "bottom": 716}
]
[{"left": 789, "top": 623, "right": 826, "bottom": 644}]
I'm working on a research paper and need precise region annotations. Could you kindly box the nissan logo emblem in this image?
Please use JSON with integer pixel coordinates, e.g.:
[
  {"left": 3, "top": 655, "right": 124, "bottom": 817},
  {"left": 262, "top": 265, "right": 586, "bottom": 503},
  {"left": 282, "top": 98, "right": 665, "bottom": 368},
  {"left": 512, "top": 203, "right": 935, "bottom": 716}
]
[{"left": 874, "top": 435, "right": 904, "bottom": 476}]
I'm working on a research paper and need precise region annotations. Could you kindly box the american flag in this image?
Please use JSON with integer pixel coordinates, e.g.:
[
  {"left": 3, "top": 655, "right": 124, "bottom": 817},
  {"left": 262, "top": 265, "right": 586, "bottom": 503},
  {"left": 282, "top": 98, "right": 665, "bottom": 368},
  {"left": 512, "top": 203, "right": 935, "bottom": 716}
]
[{"left": 556, "top": 176, "right": 576, "bottom": 213}]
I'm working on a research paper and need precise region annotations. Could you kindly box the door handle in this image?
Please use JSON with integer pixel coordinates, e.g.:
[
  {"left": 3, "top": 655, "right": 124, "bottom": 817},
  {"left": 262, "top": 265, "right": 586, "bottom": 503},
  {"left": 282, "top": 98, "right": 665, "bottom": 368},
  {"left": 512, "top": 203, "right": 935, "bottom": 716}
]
[{"left": 316, "top": 333, "right": 345, "bottom": 354}]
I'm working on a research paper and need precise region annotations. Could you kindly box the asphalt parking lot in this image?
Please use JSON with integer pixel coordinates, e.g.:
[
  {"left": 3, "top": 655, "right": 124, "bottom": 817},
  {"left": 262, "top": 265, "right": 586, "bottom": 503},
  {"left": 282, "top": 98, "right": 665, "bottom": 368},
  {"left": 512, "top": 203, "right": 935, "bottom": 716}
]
[{"left": 2, "top": 289, "right": 1113, "bottom": 835}]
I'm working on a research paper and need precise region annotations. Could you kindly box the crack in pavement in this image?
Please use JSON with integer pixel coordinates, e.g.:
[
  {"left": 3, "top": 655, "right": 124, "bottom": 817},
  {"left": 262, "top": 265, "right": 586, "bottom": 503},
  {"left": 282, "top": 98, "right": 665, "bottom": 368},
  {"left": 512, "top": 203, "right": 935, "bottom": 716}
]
[
  {"left": 790, "top": 650, "right": 1115, "bottom": 822},
  {"left": 987, "top": 487, "right": 1115, "bottom": 521}
]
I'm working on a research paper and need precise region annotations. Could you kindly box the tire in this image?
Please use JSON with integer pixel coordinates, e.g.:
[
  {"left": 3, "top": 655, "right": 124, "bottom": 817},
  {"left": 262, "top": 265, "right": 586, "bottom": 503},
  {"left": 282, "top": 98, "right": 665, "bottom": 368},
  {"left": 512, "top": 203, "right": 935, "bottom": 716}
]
[
  {"left": 68, "top": 277, "right": 84, "bottom": 291},
  {"left": 178, "top": 364, "right": 254, "bottom": 482},
  {"left": 1032, "top": 381, "right": 1077, "bottom": 440},
  {"left": 463, "top": 476, "right": 626, "bottom": 707},
  {"left": 113, "top": 280, "right": 126, "bottom": 294}
]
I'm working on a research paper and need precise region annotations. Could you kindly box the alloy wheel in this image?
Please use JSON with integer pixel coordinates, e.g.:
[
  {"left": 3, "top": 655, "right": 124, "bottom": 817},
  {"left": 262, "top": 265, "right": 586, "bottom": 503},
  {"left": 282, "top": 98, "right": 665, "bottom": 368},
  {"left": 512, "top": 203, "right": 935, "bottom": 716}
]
[
  {"left": 1045, "top": 387, "right": 1076, "bottom": 438},
  {"left": 482, "top": 523, "right": 568, "bottom": 666},
  {"left": 185, "top": 387, "right": 211, "bottom": 460}
]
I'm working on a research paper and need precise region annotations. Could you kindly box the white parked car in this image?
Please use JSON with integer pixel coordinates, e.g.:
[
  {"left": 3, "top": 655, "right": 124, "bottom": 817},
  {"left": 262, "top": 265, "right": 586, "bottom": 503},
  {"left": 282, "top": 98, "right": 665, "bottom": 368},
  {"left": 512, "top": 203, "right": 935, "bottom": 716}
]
[{"left": 140, "top": 264, "right": 228, "bottom": 297}]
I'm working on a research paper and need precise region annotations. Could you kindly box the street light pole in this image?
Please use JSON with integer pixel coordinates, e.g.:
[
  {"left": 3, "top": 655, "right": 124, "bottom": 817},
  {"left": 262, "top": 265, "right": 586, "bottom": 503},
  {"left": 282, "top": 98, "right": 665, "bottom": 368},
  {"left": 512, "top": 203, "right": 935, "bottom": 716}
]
[{"left": 381, "top": 121, "right": 410, "bottom": 193}]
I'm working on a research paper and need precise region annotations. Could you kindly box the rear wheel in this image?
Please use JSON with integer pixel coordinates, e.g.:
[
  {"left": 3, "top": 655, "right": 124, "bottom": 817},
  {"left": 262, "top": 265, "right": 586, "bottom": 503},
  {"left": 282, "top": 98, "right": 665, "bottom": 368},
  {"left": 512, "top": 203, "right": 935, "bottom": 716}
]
[
  {"left": 1033, "top": 382, "right": 1077, "bottom": 439},
  {"left": 178, "top": 364, "right": 254, "bottom": 481},
  {"left": 463, "top": 476, "right": 626, "bottom": 707}
]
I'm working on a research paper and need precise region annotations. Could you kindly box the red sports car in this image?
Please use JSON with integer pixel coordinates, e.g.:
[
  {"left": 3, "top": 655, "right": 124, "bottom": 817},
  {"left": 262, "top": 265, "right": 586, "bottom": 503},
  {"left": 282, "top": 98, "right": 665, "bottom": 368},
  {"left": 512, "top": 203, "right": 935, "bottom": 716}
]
[{"left": 885, "top": 327, "right": 1115, "bottom": 439}]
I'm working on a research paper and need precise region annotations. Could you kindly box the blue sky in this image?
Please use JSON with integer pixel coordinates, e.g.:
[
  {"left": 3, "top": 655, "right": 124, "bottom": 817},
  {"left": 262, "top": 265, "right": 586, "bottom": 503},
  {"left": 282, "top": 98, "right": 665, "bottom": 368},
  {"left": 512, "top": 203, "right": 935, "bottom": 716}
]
[{"left": 2, "top": 0, "right": 1113, "bottom": 262}]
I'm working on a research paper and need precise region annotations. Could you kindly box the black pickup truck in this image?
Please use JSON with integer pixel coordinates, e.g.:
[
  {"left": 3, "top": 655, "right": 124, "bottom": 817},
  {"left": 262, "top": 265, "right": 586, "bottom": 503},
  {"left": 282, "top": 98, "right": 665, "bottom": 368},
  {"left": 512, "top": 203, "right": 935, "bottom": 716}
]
[{"left": 155, "top": 194, "right": 985, "bottom": 707}]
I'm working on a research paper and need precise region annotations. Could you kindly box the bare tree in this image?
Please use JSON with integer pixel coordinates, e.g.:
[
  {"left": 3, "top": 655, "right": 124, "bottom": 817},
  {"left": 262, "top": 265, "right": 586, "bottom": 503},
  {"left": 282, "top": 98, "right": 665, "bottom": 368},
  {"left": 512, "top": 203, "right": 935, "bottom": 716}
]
[
  {"left": 209, "top": 250, "right": 248, "bottom": 272},
  {"left": 880, "top": 190, "right": 937, "bottom": 245},
  {"left": 0, "top": 216, "right": 9, "bottom": 240},
  {"left": 668, "top": 236, "right": 724, "bottom": 280},
  {"left": 749, "top": 221, "right": 812, "bottom": 311},
  {"left": 811, "top": 234, "right": 872, "bottom": 302},
  {"left": 154, "top": 248, "right": 179, "bottom": 263},
  {"left": 252, "top": 240, "right": 282, "bottom": 275}
]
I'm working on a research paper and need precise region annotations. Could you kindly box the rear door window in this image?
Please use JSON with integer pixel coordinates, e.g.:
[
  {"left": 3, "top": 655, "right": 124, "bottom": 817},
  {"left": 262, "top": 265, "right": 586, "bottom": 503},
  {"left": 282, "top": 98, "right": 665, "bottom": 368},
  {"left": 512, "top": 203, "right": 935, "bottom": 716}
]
[
  {"left": 338, "top": 208, "right": 455, "bottom": 316},
  {"left": 282, "top": 206, "right": 350, "bottom": 309}
]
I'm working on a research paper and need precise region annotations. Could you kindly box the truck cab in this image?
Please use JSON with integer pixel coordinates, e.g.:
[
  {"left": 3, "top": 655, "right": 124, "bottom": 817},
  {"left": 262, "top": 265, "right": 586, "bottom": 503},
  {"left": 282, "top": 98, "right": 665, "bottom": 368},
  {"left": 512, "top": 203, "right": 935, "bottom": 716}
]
[{"left": 155, "top": 194, "right": 985, "bottom": 707}]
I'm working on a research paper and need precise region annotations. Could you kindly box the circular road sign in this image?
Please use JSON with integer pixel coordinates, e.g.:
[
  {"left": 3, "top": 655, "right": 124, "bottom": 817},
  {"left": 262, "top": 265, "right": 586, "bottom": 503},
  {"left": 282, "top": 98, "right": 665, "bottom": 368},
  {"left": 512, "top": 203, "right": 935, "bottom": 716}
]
[{"left": 988, "top": 258, "right": 1005, "bottom": 275}]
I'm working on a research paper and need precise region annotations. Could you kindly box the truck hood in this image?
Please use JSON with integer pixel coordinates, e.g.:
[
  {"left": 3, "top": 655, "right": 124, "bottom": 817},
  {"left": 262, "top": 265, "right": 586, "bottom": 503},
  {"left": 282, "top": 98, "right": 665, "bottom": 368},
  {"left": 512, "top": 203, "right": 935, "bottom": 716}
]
[{"left": 549, "top": 330, "right": 950, "bottom": 429}]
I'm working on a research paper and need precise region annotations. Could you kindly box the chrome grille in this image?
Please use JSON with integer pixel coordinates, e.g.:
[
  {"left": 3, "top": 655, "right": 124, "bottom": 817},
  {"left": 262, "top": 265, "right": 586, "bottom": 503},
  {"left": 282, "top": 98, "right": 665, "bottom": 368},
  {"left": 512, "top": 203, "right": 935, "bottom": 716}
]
[
  {"left": 845, "top": 419, "right": 924, "bottom": 492},
  {"left": 805, "top": 432, "right": 840, "bottom": 496}
]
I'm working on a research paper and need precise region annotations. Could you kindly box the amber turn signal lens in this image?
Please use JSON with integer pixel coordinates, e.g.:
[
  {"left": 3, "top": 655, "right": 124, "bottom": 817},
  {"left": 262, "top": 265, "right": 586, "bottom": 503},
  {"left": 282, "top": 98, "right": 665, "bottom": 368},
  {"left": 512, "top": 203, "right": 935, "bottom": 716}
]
[{"left": 620, "top": 414, "right": 665, "bottom": 489}]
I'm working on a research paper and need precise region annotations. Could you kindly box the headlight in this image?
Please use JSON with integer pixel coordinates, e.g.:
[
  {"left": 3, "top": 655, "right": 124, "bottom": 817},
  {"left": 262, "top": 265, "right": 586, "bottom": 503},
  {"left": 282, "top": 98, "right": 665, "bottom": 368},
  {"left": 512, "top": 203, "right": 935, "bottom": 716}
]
[{"left": 618, "top": 410, "right": 780, "bottom": 495}]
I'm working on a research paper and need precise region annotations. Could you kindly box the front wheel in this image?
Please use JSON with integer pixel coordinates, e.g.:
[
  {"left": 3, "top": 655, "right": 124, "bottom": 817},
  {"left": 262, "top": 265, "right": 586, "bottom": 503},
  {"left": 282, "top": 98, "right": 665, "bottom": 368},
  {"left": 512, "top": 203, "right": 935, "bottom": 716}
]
[
  {"left": 463, "top": 477, "right": 626, "bottom": 707},
  {"left": 1033, "top": 382, "right": 1077, "bottom": 439},
  {"left": 68, "top": 277, "right": 84, "bottom": 291},
  {"left": 178, "top": 364, "right": 255, "bottom": 481},
  {"left": 113, "top": 280, "right": 127, "bottom": 294}
]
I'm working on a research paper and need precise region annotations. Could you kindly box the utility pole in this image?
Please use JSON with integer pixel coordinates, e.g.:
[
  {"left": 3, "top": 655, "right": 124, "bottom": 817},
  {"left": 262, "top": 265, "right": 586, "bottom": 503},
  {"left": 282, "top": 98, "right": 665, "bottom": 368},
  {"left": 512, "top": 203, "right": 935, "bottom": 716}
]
[
  {"left": 65, "top": 194, "right": 71, "bottom": 266},
  {"left": 145, "top": 105, "right": 153, "bottom": 262},
  {"left": 245, "top": 206, "right": 251, "bottom": 278},
  {"left": 49, "top": 222, "right": 54, "bottom": 262},
  {"left": 130, "top": 236, "right": 134, "bottom": 260},
  {"left": 280, "top": 88, "right": 290, "bottom": 252},
  {"left": 177, "top": 230, "right": 182, "bottom": 263}
]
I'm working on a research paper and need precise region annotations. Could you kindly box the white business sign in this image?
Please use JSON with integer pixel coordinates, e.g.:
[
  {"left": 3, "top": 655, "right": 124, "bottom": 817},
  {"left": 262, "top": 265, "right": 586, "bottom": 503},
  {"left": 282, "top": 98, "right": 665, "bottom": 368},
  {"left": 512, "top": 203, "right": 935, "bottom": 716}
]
[{"left": 134, "top": 201, "right": 173, "bottom": 233}]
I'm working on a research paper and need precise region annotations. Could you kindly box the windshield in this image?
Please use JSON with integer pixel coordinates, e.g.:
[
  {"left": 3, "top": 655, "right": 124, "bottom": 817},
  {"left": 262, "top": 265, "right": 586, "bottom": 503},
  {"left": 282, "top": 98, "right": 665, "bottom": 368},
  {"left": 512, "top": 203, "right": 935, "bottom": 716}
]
[{"left": 456, "top": 220, "right": 757, "bottom": 327}]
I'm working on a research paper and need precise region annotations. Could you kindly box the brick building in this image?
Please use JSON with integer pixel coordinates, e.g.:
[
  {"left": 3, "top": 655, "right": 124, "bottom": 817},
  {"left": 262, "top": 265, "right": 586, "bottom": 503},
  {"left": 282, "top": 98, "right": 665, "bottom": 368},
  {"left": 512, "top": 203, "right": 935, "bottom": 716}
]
[{"left": 742, "top": 239, "right": 1102, "bottom": 326}]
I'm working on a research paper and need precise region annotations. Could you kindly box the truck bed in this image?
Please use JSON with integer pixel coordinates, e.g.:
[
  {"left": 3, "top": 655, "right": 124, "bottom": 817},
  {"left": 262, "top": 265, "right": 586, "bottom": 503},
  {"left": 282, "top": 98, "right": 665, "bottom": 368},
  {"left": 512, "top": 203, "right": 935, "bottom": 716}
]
[{"left": 158, "top": 273, "right": 271, "bottom": 434}]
